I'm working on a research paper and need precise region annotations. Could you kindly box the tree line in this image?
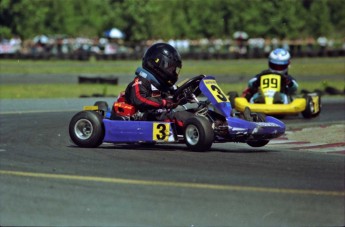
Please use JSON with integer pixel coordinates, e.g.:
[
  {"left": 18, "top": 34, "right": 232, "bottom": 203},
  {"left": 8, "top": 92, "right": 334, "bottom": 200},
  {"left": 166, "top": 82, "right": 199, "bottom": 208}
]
[{"left": 0, "top": 0, "right": 344, "bottom": 41}]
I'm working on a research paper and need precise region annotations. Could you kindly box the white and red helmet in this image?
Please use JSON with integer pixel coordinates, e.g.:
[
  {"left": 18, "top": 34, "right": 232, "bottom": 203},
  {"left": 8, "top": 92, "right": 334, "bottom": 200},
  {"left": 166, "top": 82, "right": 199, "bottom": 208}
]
[{"left": 268, "top": 48, "right": 291, "bottom": 73}]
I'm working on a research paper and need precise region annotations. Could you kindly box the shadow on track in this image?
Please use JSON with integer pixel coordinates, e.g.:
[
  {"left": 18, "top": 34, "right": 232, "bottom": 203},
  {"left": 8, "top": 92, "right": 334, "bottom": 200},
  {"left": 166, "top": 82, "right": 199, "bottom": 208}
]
[{"left": 67, "top": 143, "right": 276, "bottom": 153}]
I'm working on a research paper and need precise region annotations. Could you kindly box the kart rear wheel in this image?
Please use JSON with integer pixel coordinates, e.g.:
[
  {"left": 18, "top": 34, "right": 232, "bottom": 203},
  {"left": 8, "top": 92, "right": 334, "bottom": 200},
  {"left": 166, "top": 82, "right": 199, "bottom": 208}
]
[
  {"left": 184, "top": 116, "right": 214, "bottom": 152},
  {"left": 302, "top": 95, "right": 321, "bottom": 118},
  {"left": 313, "top": 95, "right": 322, "bottom": 117},
  {"left": 69, "top": 111, "right": 105, "bottom": 148}
]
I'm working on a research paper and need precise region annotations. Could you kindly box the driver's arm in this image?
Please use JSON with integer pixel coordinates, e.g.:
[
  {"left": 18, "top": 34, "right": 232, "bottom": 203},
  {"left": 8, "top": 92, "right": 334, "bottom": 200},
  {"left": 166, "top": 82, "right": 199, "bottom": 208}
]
[
  {"left": 284, "top": 75, "right": 298, "bottom": 94},
  {"left": 127, "top": 77, "right": 172, "bottom": 110},
  {"left": 248, "top": 74, "right": 260, "bottom": 90}
]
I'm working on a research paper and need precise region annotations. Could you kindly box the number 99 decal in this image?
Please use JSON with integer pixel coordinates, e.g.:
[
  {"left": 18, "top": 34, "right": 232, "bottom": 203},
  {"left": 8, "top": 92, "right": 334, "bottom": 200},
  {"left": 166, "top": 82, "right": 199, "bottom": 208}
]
[
  {"left": 260, "top": 74, "right": 281, "bottom": 91},
  {"left": 153, "top": 123, "right": 170, "bottom": 141}
]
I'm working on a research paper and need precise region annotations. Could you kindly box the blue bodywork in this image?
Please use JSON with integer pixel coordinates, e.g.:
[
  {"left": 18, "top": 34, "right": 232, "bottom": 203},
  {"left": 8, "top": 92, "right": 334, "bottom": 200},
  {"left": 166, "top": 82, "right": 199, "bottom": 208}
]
[{"left": 103, "top": 120, "right": 176, "bottom": 143}]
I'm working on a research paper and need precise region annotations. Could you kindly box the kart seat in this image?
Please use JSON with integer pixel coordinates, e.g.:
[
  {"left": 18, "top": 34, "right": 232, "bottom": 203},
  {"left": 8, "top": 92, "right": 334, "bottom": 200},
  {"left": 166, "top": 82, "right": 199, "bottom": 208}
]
[
  {"left": 113, "top": 91, "right": 137, "bottom": 117},
  {"left": 116, "top": 91, "right": 126, "bottom": 102}
]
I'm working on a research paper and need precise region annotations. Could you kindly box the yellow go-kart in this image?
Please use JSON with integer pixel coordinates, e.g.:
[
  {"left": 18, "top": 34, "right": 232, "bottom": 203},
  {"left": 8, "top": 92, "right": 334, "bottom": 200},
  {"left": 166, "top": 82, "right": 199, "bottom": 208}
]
[{"left": 229, "top": 73, "right": 321, "bottom": 118}]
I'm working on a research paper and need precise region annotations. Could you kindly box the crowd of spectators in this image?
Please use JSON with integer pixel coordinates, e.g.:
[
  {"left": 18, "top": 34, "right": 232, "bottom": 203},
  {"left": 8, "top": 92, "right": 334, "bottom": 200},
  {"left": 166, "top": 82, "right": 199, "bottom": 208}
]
[{"left": 0, "top": 35, "right": 344, "bottom": 61}]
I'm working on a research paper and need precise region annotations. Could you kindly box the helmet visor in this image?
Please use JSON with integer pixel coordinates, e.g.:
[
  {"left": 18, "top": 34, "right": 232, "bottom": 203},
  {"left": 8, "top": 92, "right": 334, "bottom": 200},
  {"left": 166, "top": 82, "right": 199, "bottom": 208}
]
[
  {"left": 175, "top": 66, "right": 181, "bottom": 76},
  {"left": 269, "top": 62, "right": 289, "bottom": 71},
  {"left": 163, "top": 60, "right": 181, "bottom": 76}
]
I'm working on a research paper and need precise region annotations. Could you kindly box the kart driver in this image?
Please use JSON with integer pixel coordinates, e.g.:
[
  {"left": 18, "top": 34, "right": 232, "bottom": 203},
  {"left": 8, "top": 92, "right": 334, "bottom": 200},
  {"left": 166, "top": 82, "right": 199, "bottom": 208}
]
[
  {"left": 124, "top": 42, "right": 194, "bottom": 129},
  {"left": 243, "top": 48, "right": 299, "bottom": 103}
]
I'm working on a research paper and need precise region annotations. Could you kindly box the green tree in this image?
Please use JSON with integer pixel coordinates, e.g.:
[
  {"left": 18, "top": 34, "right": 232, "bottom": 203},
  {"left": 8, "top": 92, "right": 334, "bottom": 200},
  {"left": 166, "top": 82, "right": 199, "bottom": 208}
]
[
  {"left": 110, "top": 0, "right": 161, "bottom": 41},
  {"left": 0, "top": 0, "right": 343, "bottom": 41},
  {"left": 327, "top": 0, "right": 345, "bottom": 37},
  {"left": 308, "top": 0, "right": 332, "bottom": 37},
  {"left": 10, "top": 0, "right": 50, "bottom": 38},
  {"left": 236, "top": 0, "right": 306, "bottom": 39}
]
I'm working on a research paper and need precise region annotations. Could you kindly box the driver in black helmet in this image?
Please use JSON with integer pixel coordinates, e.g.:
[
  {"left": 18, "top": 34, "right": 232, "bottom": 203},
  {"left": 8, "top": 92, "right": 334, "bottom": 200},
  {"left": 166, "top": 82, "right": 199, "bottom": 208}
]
[{"left": 124, "top": 42, "right": 193, "bottom": 125}]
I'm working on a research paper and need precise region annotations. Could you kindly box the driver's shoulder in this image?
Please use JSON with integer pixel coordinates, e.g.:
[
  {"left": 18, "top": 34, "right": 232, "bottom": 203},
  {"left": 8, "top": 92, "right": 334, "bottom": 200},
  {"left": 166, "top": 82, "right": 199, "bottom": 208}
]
[{"left": 258, "top": 70, "right": 284, "bottom": 77}]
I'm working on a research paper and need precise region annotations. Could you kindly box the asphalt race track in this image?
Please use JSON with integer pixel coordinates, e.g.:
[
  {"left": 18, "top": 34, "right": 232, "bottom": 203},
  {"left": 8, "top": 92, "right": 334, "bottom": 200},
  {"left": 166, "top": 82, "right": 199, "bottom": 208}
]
[{"left": 0, "top": 98, "right": 344, "bottom": 226}]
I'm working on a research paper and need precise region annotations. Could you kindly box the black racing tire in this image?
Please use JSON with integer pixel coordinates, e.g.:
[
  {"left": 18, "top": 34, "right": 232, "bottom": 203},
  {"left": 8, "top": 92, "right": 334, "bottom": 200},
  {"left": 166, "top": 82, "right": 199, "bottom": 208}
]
[
  {"left": 301, "top": 95, "right": 321, "bottom": 119},
  {"left": 246, "top": 111, "right": 269, "bottom": 147},
  {"left": 301, "top": 96, "right": 313, "bottom": 118},
  {"left": 247, "top": 140, "right": 270, "bottom": 147},
  {"left": 254, "top": 112, "right": 266, "bottom": 122},
  {"left": 94, "top": 101, "right": 109, "bottom": 117},
  {"left": 313, "top": 95, "right": 322, "bottom": 117},
  {"left": 183, "top": 116, "right": 214, "bottom": 152},
  {"left": 228, "top": 91, "right": 239, "bottom": 109},
  {"left": 272, "top": 114, "right": 286, "bottom": 119},
  {"left": 69, "top": 111, "right": 105, "bottom": 148},
  {"left": 302, "top": 95, "right": 321, "bottom": 118}
]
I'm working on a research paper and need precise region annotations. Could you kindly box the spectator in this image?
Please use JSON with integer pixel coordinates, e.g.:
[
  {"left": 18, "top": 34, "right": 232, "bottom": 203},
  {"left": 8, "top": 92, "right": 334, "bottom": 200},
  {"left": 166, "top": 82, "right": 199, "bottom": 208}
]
[{"left": 317, "top": 36, "right": 328, "bottom": 56}]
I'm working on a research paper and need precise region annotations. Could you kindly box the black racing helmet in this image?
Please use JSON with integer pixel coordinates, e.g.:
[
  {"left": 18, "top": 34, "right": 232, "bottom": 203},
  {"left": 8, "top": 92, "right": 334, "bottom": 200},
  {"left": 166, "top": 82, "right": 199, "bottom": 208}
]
[{"left": 142, "top": 43, "right": 182, "bottom": 88}]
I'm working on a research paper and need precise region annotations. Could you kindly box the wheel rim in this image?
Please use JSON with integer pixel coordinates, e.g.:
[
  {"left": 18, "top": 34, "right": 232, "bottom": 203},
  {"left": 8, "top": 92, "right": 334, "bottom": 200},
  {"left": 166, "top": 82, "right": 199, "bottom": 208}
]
[
  {"left": 185, "top": 125, "right": 199, "bottom": 145},
  {"left": 308, "top": 99, "right": 315, "bottom": 113},
  {"left": 74, "top": 119, "right": 93, "bottom": 140}
]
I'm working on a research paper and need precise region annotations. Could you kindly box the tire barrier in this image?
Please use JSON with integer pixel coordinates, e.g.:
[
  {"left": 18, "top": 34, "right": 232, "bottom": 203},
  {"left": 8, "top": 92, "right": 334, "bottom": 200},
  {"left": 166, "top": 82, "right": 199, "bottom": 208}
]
[
  {"left": 301, "top": 86, "right": 345, "bottom": 96},
  {"left": 78, "top": 75, "right": 118, "bottom": 85},
  {"left": 79, "top": 93, "right": 117, "bottom": 98},
  {"left": 324, "top": 86, "right": 345, "bottom": 95},
  {"left": 78, "top": 75, "right": 118, "bottom": 98}
]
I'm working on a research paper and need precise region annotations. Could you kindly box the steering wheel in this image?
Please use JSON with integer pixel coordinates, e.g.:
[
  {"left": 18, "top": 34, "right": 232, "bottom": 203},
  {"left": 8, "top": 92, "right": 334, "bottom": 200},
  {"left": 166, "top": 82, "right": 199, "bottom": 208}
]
[{"left": 173, "top": 75, "right": 205, "bottom": 104}]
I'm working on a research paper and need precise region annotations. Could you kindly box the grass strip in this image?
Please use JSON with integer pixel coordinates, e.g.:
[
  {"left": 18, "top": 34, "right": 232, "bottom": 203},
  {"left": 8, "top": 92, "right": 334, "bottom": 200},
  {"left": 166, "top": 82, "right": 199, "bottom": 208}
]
[
  {"left": 1, "top": 57, "right": 344, "bottom": 77},
  {"left": 1, "top": 58, "right": 343, "bottom": 99},
  {"left": 0, "top": 81, "right": 341, "bottom": 99}
]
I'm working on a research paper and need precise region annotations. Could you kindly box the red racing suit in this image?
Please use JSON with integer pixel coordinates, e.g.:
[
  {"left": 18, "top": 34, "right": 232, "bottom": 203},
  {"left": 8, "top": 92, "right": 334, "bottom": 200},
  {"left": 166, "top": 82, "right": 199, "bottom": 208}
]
[
  {"left": 124, "top": 75, "right": 171, "bottom": 112},
  {"left": 124, "top": 67, "right": 194, "bottom": 127}
]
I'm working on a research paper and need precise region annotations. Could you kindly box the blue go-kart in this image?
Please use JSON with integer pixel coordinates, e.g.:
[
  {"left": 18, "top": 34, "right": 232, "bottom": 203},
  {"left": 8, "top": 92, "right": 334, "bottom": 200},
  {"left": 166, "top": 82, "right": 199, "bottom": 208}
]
[{"left": 69, "top": 75, "right": 285, "bottom": 152}]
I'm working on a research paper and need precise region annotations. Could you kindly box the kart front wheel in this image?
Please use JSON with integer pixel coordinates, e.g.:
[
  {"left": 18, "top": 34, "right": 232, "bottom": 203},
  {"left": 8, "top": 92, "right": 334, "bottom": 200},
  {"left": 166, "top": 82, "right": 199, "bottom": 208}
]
[
  {"left": 69, "top": 111, "right": 105, "bottom": 148},
  {"left": 184, "top": 116, "right": 214, "bottom": 152},
  {"left": 247, "top": 140, "right": 269, "bottom": 147},
  {"left": 246, "top": 111, "right": 269, "bottom": 147}
]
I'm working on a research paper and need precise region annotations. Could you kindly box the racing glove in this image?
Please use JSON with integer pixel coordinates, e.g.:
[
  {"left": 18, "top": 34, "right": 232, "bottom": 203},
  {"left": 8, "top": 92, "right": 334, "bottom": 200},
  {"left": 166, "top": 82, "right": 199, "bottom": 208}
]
[
  {"left": 163, "top": 99, "right": 178, "bottom": 109},
  {"left": 285, "top": 77, "right": 292, "bottom": 87}
]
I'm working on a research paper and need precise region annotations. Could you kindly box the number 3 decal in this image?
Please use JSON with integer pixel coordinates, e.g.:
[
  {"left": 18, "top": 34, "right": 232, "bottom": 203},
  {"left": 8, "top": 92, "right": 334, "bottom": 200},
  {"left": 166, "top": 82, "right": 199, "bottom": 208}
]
[
  {"left": 153, "top": 123, "right": 170, "bottom": 141},
  {"left": 203, "top": 79, "right": 229, "bottom": 103},
  {"left": 210, "top": 84, "right": 228, "bottom": 102}
]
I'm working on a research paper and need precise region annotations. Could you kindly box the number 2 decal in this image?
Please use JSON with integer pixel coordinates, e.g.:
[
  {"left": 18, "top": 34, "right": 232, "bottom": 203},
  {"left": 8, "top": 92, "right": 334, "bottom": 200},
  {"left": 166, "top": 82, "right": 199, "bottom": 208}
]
[{"left": 153, "top": 123, "right": 170, "bottom": 141}]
